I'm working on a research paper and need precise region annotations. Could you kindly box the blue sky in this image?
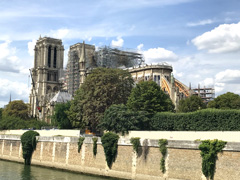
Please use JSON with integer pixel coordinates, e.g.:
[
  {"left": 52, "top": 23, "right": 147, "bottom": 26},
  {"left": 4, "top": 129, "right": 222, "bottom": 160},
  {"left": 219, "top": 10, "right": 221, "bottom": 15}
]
[{"left": 0, "top": 0, "right": 240, "bottom": 107}]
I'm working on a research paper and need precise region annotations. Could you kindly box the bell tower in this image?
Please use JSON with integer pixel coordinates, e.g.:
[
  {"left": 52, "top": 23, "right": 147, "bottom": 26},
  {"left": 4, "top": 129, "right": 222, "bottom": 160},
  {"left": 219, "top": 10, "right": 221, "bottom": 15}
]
[{"left": 29, "top": 36, "right": 64, "bottom": 121}]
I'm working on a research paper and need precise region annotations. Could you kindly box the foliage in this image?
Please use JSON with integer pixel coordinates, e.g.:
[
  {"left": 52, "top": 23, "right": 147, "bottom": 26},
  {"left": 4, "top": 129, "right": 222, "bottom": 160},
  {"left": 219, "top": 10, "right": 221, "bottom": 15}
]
[
  {"left": 3, "top": 100, "right": 29, "bottom": 119},
  {"left": 208, "top": 92, "right": 240, "bottom": 109},
  {"left": 99, "top": 104, "right": 150, "bottom": 135},
  {"left": 151, "top": 109, "right": 240, "bottom": 131},
  {"left": 51, "top": 102, "right": 72, "bottom": 129},
  {"left": 130, "top": 137, "right": 141, "bottom": 153},
  {"left": 0, "top": 116, "right": 49, "bottom": 130},
  {"left": 101, "top": 132, "right": 119, "bottom": 168},
  {"left": 67, "top": 68, "right": 134, "bottom": 132},
  {"left": 178, "top": 95, "right": 206, "bottom": 113},
  {"left": 0, "top": 108, "right": 2, "bottom": 119},
  {"left": 21, "top": 130, "right": 39, "bottom": 165},
  {"left": 199, "top": 140, "right": 226, "bottom": 180},
  {"left": 127, "top": 81, "right": 174, "bottom": 114},
  {"left": 92, "top": 137, "right": 98, "bottom": 156},
  {"left": 159, "top": 139, "right": 168, "bottom": 173},
  {"left": 78, "top": 137, "right": 85, "bottom": 153}
]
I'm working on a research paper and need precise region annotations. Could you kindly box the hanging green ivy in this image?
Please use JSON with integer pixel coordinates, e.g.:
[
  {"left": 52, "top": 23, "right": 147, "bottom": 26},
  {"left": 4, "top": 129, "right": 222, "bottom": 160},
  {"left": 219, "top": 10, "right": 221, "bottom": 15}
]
[
  {"left": 92, "top": 137, "right": 98, "bottom": 156},
  {"left": 130, "top": 137, "right": 140, "bottom": 154},
  {"left": 101, "top": 132, "right": 119, "bottom": 168},
  {"left": 21, "top": 130, "right": 39, "bottom": 165},
  {"left": 158, "top": 139, "right": 168, "bottom": 173},
  {"left": 78, "top": 137, "right": 85, "bottom": 153},
  {"left": 199, "top": 139, "right": 226, "bottom": 180}
]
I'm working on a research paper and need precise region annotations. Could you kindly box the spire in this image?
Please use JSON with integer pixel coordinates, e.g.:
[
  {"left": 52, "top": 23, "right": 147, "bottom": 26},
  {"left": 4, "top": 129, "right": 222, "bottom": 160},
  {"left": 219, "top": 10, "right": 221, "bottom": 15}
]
[
  {"left": 79, "top": 41, "right": 86, "bottom": 63},
  {"left": 39, "top": 34, "right": 42, "bottom": 39}
]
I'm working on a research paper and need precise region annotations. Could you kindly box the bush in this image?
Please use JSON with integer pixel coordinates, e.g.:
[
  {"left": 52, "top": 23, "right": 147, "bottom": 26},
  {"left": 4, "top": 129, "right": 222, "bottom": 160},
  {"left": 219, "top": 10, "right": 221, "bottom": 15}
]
[
  {"left": 92, "top": 137, "right": 98, "bottom": 156},
  {"left": 101, "top": 132, "right": 119, "bottom": 168},
  {"left": 78, "top": 137, "right": 85, "bottom": 153},
  {"left": 199, "top": 140, "right": 226, "bottom": 180},
  {"left": 99, "top": 104, "right": 150, "bottom": 135},
  {"left": 151, "top": 109, "right": 240, "bottom": 131},
  {"left": 159, "top": 139, "right": 168, "bottom": 173},
  {"left": 0, "top": 116, "right": 49, "bottom": 130},
  {"left": 21, "top": 130, "right": 39, "bottom": 165},
  {"left": 130, "top": 137, "right": 141, "bottom": 153}
]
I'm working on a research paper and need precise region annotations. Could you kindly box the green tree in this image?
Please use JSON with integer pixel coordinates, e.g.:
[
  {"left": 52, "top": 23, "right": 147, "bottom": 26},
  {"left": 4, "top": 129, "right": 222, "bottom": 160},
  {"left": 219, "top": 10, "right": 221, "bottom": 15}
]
[
  {"left": 67, "top": 68, "right": 134, "bottom": 132},
  {"left": 177, "top": 95, "right": 206, "bottom": 113},
  {"left": 0, "top": 108, "right": 2, "bottom": 119},
  {"left": 127, "top": 81, "right": 174, "bottom": 114},
  {"left": 208, "top": 92, "right": 240, "bottom": 109},
  {"left": 3, "top": 100, "right": 29, "bottom": 119},
  {"left": 99, "top": 104, "right": 150, "bottom": 134},
  {"left": 51, "top": 102, "right": 72, "bottom": 129}
]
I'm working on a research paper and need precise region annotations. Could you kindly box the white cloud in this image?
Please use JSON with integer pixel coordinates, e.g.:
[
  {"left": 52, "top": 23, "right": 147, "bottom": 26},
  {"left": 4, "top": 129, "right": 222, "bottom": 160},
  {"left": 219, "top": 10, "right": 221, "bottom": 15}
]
[
  {"left": 0, "top": 41, "right": 30, "bottom": 74},
  {"left": 187, "top": 19, "right": 214, "bottom": 27},
  {"left": 0, "top": 78, "right": 29, "bottom": 107},
  {"left": 137, "top": 43, "right": 144, "bottom": 51},
  {"left": 192, "top": 22, "right": 240, "bottom": 53},
  {"left": 28, "top": 39, "right": 37, "bottom": 56},
  {"left": 111, "top": 36, "right": 124, "bottom": 47},
  {"left": 215, "top": 69, "right": 240, "bottom": 84},
  {"left": 143, "top": 47, "right": 178, "bottom": 63}
]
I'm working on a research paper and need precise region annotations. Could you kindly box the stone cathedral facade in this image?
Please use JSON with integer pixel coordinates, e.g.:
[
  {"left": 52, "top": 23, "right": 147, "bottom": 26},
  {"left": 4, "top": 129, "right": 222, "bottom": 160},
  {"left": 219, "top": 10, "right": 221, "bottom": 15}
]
[{"left": 29, "top": 37, "right": 64, "bottom": 121}]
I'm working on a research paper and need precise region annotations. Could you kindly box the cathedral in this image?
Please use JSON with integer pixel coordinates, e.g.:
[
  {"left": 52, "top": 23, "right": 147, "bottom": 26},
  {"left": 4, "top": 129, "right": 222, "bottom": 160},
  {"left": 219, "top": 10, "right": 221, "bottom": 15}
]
[{"left": 29, "top": 36, "right": 192, "bottom": 122}]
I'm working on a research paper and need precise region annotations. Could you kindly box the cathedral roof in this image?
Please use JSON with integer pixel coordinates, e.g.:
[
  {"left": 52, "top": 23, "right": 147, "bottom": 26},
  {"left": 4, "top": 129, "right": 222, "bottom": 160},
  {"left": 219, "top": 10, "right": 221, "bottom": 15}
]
[{"left": 50, "top": 91, "right": 72, "bottom": 103}]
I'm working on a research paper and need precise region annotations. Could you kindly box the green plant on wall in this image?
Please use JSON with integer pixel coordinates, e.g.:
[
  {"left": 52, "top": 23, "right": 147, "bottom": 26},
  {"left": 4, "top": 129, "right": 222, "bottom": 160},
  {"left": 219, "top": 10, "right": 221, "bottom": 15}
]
[
  {"left": 92, "top": 137, "right": 98, "bottom": 156},
  {"left": 159, "top": 139, "right": 168, "bottom": 173},
  {"left": 199, "top": 139, "right": 226, "bottom": 180},
  {"left": 101, "top": 132, "right": 119, "bottom": 168},
  {"left": 78, "top": 137, "right": 85, "bottom": 153},
  {"left": 130, "top": 137, "right": 140, "bottom": 154},
  {"left": 21, "top": 130, "right": 39, "bottom": 165}
]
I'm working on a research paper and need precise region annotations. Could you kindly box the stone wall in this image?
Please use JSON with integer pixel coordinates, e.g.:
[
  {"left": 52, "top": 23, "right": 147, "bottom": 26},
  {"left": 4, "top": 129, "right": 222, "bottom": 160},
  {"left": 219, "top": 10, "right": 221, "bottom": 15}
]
[{"left": 1, "top": 134, "right": 240, "bottom": 180}]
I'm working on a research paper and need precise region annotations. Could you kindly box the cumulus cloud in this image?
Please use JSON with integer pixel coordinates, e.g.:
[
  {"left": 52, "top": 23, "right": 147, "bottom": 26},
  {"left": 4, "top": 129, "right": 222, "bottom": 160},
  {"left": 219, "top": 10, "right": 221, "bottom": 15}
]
[
  {"left": 111, "top": 36, "right": 124, "bottom": 47},
  {"left": 192, "top": 22, "right": 240, "bottom": 53},
  {"left": 143, "top": 47, "right": 178, "bottom": 63},
  {"left": 187, "top": 19, "right": 214, "bottom": 27},
  {"left": 0, "top": 41, "right": 30, "bottom": 74},
  {"left": 0, "top": 78, "right": 29, "bottom": 107},
  {"left": 28, "top": 39, "right": 37, "bottom": 56},
  {"left": 200, "top": 69, "right": 240, "bottom": 94},
  {"left": 137, "top": 43, "right": 144, "bottom": 51}
]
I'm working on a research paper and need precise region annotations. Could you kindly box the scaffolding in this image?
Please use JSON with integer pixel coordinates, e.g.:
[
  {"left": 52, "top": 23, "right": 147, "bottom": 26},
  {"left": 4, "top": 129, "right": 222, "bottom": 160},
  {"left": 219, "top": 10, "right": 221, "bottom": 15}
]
[
  {"left": 66, "top": 44, "right": 144, "bottom": 97},
  {"left": 95, "top": 46, "right": 143, "bottom": 68},
  {"left": 192, "top": 85, "right": 215, "bottom": 103}
]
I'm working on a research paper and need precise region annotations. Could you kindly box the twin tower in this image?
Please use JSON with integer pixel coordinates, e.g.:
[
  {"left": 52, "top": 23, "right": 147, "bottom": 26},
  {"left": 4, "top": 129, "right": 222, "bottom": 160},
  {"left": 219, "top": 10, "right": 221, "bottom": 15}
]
[{"left": 29, "top": 37, "right": 64, "bottom": 120}]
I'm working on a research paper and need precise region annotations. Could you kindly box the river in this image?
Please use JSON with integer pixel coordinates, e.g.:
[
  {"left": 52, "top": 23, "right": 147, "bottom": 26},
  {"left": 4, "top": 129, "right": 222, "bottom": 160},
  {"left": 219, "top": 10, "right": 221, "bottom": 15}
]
[{"left": 0, "top": 160, "right": 117, "bottom": 180}]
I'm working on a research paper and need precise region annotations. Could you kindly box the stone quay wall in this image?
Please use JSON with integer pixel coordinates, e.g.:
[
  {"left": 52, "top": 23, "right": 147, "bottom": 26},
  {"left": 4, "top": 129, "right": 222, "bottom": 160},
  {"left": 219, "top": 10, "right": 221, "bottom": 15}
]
[{"left": 1, "top": 134, "right": 240, "bottom": 180}]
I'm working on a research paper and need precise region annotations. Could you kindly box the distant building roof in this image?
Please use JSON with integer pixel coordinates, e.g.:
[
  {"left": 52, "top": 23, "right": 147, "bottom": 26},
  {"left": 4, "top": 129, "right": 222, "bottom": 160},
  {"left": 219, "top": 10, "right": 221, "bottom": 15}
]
[{"left": 50, "top": 91, "right": 72, "bottom": 103}]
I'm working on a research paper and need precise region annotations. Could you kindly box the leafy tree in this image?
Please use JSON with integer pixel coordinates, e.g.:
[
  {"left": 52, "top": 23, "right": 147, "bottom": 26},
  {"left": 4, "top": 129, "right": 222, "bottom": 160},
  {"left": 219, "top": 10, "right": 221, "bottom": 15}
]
[
  {"left": 0, "top": 108, "right": 2, "bottom": 119},
  {"left": 3, "top": 100, "right": 29, "bottom": 119},
  {"left": 177, "top": 95, "right": 206, "bottom": 112},
  {"left": 208, "top": 92, "right": 240, "bottom": 109},
  {"left": 67, "top": 68, "right": 134, "bottom": 132},
  {"left": 51, "top": 102, "right": 72, "bottom": 129},
  {"left": 127, "top": 81, "right": 174, "bottom": 114},
  {"left": 99, "top": 104, "right": 150, "bottom": 135}
]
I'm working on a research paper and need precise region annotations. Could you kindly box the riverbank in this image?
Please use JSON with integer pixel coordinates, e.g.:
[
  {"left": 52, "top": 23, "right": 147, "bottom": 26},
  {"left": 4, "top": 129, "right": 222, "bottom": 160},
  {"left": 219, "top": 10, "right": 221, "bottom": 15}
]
[{"left": 1, "top": 134, "right": 240, "bottom": 180}]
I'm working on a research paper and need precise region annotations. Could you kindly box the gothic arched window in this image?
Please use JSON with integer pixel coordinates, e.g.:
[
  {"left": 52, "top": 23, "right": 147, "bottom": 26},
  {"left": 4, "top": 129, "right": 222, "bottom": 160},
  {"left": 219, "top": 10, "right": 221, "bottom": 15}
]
[
  {"left": 53, "top": 86, "right": 58, "bottom": 93},
  {"left": 53, "top": 47, "right": 57, "bottom": 68},
  {"left": 48, "top": 46, "right": 51, "bottom": 67}
]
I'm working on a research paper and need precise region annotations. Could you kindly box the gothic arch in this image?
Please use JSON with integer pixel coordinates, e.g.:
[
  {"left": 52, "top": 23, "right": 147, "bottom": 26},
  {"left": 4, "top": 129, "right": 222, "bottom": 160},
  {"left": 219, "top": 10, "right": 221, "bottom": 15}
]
[
  {"left": 47, "top": 86, "right": 52, "bottom": 94},
  {"left": 53, "top": 86, "right": 58, "bottom": 93}
]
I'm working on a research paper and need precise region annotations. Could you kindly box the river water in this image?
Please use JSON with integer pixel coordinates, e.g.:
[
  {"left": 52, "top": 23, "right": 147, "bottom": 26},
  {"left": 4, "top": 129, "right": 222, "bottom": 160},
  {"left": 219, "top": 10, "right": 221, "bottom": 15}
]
[{"left": 0, "top": 160, "right": 116, "bottom": 180}]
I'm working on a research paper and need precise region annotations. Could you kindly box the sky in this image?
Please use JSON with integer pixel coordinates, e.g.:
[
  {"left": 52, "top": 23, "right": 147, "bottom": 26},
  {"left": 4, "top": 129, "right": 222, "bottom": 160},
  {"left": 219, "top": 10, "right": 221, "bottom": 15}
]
[{"left": 0, "top": 0, "right": 240, "bottom": 107}]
